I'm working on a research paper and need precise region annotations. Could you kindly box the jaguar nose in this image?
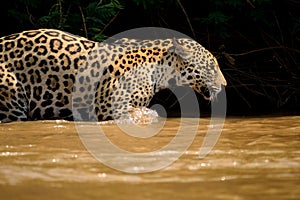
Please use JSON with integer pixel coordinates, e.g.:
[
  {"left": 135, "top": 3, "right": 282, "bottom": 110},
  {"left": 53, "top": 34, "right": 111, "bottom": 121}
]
[
  {"left": 213, "top": 57, "right": 227, "bottom": 86},
  {"left": 217, "top": 67, "right": 227, "bottom": 86}
]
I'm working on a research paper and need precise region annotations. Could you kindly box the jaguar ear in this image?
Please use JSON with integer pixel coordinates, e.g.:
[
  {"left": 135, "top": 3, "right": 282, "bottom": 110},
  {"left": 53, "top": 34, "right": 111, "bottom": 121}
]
[{"left": 171, "top": 38, "right": 192, "bottom": 60}]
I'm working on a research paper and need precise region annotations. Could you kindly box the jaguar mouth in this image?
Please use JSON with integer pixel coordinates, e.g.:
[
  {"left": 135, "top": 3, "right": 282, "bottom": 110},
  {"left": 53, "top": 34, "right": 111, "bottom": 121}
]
[{"left": 199, "top": 85, "right": 220, "bottom": 101}]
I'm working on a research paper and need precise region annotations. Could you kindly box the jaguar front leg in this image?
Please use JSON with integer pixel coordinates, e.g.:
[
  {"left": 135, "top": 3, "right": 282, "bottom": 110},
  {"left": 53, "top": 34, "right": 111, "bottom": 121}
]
[{"left": 125, "top": 84, "right": 158, "bottom": 124}]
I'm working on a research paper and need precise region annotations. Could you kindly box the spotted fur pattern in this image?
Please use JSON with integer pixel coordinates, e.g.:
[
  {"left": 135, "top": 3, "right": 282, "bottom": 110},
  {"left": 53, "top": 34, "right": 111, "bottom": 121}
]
[{"left": 0, "top": 29, "right": 226, "bottom": 122}]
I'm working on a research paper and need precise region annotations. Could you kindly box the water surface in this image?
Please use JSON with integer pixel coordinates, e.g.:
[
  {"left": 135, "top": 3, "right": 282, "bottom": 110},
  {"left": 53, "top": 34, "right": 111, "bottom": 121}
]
[{"left": 0, "top": 116, "right": 299, "bottom": 199}]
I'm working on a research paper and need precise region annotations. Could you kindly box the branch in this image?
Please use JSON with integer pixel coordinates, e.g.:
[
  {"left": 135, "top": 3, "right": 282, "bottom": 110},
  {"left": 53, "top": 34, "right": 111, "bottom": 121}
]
[
  {"left": 177, "top": 0, "right": 196, "bottom": 39},
  {"left": 99, "top": 11, "right": 120, "bottom": 36},
  {"left": 246, "top": 0, "right": 255, "bottom": 8},
  {"left": 26, "top": 6, "right": 35, "bottom": 26},
  {"left": 58, "top": 0, "right": 63, "bottom": 29},
  {"left": 78, "top": 6, "right": 88, "bottom": 39}
]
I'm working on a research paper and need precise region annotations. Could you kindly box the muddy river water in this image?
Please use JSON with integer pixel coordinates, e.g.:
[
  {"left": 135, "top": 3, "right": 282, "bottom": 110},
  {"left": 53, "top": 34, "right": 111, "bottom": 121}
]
[{"left": 0, "top": 116, "right": 299, "bottom": 199}]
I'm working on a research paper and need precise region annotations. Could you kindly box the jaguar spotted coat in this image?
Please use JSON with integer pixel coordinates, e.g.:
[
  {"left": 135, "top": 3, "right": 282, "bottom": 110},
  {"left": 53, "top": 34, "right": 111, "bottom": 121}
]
[{"left": 0, "top": 29, "right": 226, "bottom": 122}]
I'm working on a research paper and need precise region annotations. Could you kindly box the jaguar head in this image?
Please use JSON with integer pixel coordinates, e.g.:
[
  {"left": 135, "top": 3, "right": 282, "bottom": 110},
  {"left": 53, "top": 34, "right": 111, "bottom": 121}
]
[{"left": 171, "top": 38, "right": 227, "bottom": 101}]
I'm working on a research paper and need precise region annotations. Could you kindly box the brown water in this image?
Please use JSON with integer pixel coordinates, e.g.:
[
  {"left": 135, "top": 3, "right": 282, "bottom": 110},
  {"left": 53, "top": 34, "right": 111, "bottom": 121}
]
[{"left": 0, "top": 116, "right": 299, "bottom": 200}]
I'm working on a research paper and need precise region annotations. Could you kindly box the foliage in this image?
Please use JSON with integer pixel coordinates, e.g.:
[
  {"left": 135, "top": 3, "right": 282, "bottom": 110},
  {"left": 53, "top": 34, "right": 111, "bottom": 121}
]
[
  {"left": 200, "top": 0, "right": 273, "bottom": 38},
  {"left": 0, "top": 0, "right": 299, "bottom": 113},
  {"left": 131, "top": 0, "right": 175, "bottom": 10},
  {"left": 84, "top": 0, "right": 123, "bottom": 40},
  {"left": 4, "top": 0, "right": 123, "bottom": 41}
]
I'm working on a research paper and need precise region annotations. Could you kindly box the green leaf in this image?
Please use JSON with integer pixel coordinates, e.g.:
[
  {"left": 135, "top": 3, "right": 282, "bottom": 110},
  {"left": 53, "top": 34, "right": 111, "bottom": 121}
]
[{"left": 202, "top": 11, "right": 231, "bottom": 25}]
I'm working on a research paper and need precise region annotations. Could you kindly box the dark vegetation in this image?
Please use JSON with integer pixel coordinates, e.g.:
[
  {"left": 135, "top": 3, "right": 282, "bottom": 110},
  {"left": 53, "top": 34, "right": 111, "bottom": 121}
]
[{"left": 0, "top": 0, "right": 299, "bottom": 116}]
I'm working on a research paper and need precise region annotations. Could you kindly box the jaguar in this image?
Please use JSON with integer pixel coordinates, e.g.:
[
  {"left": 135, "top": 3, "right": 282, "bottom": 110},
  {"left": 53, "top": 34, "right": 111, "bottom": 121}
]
[{"left": 0, "top": 29, "right": 226, "bottom": 122}]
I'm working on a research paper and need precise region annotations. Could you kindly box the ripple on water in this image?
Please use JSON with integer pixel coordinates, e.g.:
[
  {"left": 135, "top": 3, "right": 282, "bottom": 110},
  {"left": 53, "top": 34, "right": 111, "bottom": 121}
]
[{"left": 0, "top": 116, "right": 300, "bottom": 199}]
